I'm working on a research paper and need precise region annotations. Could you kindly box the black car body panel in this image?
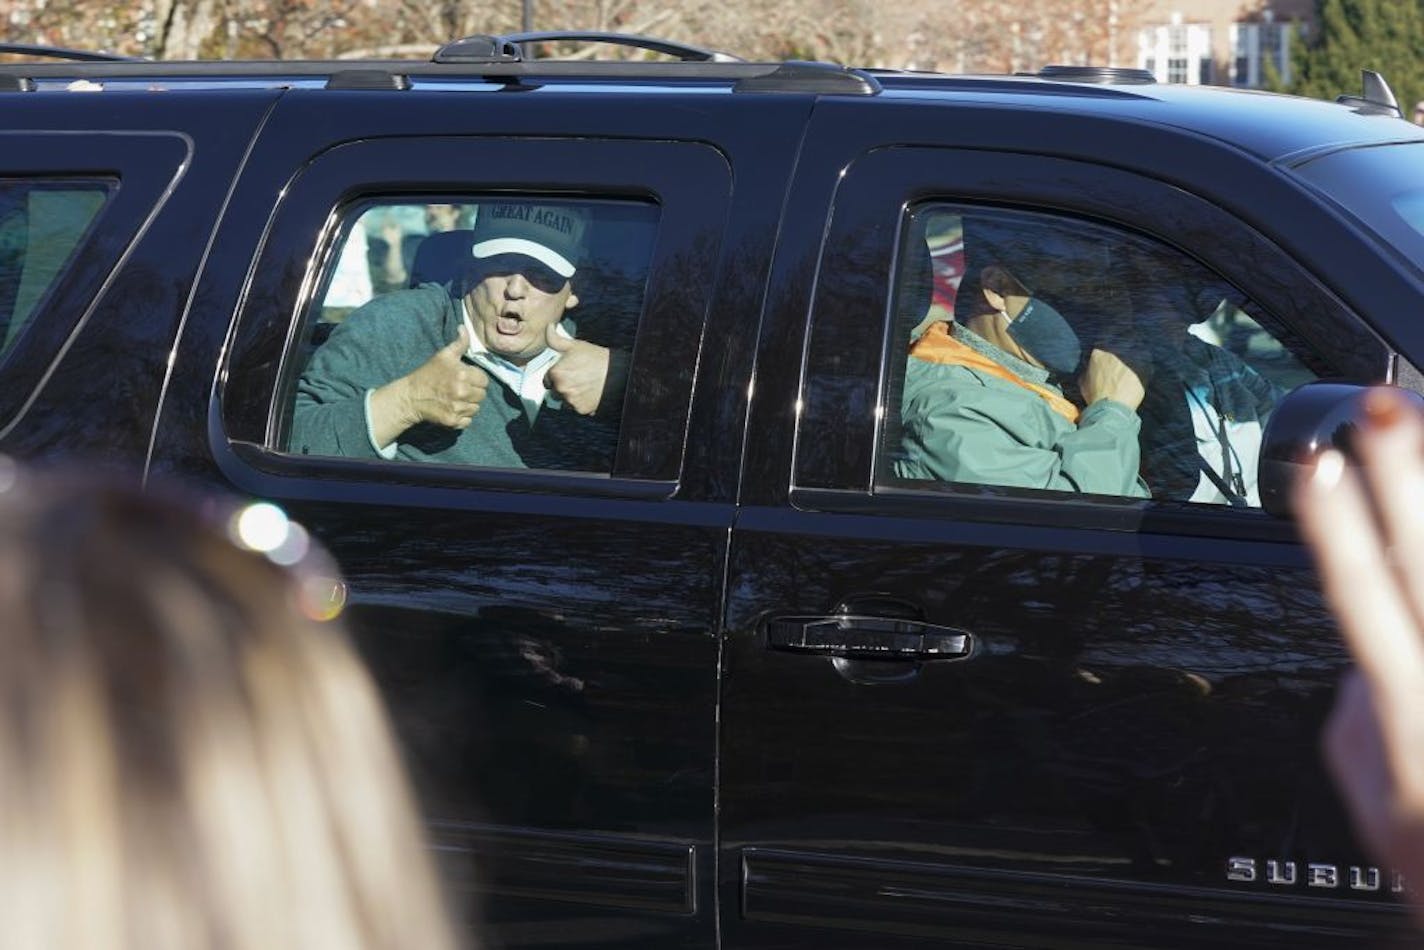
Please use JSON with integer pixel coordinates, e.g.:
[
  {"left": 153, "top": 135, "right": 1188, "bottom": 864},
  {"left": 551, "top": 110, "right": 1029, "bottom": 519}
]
[{"left": 1, "top": 51, "right": 1422, "bottom": 947}]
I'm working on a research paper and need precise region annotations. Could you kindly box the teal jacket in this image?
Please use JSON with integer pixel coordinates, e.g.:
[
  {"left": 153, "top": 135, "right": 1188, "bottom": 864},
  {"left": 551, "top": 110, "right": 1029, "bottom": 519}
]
[
  {"left": 291, "top": 284, "right": 616, "bottom": 471},
  {"left": 892, "top": 322, "right": 1149, "bottom": 498}
]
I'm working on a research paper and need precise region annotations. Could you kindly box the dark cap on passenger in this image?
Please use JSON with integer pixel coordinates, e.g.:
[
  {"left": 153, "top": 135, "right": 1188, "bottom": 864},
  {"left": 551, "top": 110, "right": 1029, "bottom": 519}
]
[
  {"left": 962, "top": 214, "right": 1109, "bottom": 300},
  {"left": 958, "top": 212, "right": 1131, "bottom": 337},
  {"left": 471, "top": 202, "right": 589, "bottom": 279}
]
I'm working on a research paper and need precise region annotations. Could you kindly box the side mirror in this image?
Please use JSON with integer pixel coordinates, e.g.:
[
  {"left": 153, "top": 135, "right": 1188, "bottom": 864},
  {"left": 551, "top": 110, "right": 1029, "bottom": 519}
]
[{"left": 1259, "top": 382, "right": 1424, "bottom": 518}]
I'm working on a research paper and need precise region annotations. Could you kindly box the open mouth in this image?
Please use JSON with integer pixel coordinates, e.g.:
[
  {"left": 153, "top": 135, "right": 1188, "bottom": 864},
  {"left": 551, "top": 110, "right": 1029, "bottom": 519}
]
[{"left": 496, "top": 314, "right": 524, "bottom": 336}]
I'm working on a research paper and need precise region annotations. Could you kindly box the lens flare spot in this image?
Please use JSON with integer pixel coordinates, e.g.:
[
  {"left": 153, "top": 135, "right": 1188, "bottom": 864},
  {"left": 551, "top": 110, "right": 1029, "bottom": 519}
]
[
  {"left": 298, "top": 576, "right": 347, "bottom": 622},
  {"left": 267, "top": 521, "right": 311, "bottom": 567},
  {"left": 232, "top": 502, "right": 290, "bottom": 554}
]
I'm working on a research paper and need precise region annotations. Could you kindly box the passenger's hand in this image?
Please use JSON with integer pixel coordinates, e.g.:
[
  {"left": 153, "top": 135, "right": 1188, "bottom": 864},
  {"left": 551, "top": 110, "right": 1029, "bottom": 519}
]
[
  {"left": 379, "top": 220, "right": 408, "bottom": 286},
  {"left": 1077, "top": 347, "right": 1146, "bottom": 411},
  {"left": 1295, "top": 387, "right": 1424, "bottom": 916},
  {"left": 369, "top": 326, "right": 488, "bottom": 448},
  {"left": 544, "top": 325, "right": 610, "bottom": 416},
  {"left": 381, "top": 218, "right": 403, "bottom": 250}
]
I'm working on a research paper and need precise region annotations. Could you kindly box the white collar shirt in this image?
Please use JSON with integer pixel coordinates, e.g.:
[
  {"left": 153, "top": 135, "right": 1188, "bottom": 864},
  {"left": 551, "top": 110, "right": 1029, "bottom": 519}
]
[{"left": 461, "top": 298, "right": 568, "bottom": 424}]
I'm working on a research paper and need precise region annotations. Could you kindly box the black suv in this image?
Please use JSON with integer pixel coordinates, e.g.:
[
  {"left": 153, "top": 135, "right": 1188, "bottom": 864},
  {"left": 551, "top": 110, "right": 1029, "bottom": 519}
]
[{"left": 3, "top": 33, "right": 1423, "bottom": 949}]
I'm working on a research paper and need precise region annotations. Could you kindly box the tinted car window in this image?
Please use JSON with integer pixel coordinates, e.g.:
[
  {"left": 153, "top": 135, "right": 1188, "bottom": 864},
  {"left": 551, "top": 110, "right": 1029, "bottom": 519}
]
[
  {"left": 0, "top": 181, "right": 109, "bottom": 359},
  {"left": 880, "top": 204, "right": 1320, "bottom": 507},
  {"left": 285, "top": 196, "right": 658, "bottom": 475}
]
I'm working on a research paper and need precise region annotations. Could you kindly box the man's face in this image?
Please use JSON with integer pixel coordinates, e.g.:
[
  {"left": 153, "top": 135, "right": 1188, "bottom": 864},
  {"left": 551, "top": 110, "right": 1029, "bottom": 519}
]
[
  {"left": 465, "top": 254, "right": 578, "bottom": 364},
  {"left": 425, "top": 203, "right": 461, "bottom": 233},
  {"left": 421, "top": 203, "right": 461, "bottom": 233}
]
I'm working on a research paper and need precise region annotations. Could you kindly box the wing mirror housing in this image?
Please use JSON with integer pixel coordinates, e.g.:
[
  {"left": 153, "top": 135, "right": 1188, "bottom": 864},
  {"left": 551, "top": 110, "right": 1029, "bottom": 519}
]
[{"left": 1259, "top": 382, "right": 1424, "bottom": 518}]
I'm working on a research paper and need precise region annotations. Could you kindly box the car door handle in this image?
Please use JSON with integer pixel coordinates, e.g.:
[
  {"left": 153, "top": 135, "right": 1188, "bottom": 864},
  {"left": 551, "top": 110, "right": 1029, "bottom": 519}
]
[{"left": 764, "top": 614, "right": 973, "bottom": 661}]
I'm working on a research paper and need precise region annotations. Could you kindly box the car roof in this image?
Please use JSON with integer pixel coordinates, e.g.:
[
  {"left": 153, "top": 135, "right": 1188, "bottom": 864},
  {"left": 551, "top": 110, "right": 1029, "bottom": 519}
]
[
  {"left": 3, "top": 36, "right": 1420, "bottom": 167},
  {"left": 871, "top": 72, "right": 1424, "bottom": 164}
]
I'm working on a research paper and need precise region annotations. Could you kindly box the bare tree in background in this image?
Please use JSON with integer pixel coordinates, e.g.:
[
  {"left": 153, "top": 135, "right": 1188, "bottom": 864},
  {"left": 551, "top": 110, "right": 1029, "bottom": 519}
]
[
  {"left": 0, "top": 0, "right": 143, "bottom": 56},
  {"left": 151, "top": 0, "right": 219, "bottom": 59},
  {"left": 944, "top": 0, "right": 1152, "bottom": 73},
  {"left": 0, "top": 0, "right": 1153, "bottom": 70}
]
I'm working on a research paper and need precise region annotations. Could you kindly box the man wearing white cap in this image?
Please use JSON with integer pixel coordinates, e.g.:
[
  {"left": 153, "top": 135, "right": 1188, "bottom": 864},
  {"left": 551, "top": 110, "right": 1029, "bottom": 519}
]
[{"left": 292, "top": 201, "right": 627, "bottom": 470}]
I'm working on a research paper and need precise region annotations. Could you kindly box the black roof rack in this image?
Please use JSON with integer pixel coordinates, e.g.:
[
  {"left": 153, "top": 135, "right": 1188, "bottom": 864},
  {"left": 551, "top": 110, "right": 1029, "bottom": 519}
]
[
  {"left": 1338, "top": 69, "right": 1402, "bottom": 118},
  {"left": 435, "top": 31, "right": 742, "bottom": 64},
  {"left": 733, "top": 61, "right": 880, "bottom": 96},
  {"left": 0, "top": 42, "right": 142, "bottom": 63},
  {"left": 1037, "top": 64, "right": 1155, "bottom": 85},
  {"left": 325, "top": 69, "right": 411, "bottom": 91}
]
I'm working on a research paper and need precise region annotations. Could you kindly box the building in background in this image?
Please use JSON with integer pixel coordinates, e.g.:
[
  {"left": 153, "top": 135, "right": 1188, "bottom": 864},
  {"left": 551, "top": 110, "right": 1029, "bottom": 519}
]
[{"left": 1134, "top": 1, "right": 1313, "bottom": 87}]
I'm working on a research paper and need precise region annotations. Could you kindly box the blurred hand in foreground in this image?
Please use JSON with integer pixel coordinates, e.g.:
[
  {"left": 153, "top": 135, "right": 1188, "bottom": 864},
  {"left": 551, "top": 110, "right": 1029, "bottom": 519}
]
[{"left": 1295, "top": 386, "right": 1424, "bottom": 917}]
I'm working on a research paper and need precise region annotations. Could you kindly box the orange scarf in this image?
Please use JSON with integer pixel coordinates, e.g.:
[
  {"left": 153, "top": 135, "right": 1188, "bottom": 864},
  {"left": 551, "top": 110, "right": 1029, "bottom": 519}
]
[{"left": 909, "top": 321, "right": 1080, "bottom": 424}]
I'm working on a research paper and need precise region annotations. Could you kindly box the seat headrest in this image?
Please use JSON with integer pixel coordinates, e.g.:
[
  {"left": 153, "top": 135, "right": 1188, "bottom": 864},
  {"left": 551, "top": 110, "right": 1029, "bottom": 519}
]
[{"left": 409, "top": 229, "right": 474, "bottom": 289}]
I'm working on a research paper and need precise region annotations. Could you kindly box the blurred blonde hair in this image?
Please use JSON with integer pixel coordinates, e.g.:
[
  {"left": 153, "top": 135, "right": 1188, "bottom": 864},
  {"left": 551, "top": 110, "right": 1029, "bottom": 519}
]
[{"left": 0, "top": 470, "right": 461, "bottom": 950}]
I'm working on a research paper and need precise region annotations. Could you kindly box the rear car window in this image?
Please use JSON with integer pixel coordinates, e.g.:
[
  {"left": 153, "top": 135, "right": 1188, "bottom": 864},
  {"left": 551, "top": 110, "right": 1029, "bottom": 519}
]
[
  {"left": 0, "top": 181, "right": 110, "bottom": 359},
  {"left": 282, "top": 195, "right": 659, "bottom": 476}
]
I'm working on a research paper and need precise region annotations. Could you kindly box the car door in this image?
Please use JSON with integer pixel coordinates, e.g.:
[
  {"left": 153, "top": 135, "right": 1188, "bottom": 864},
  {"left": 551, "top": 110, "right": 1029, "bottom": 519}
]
[
  {"left": 720, "top": 98, "right": 1416, "bottom": 948},
  {"left": 147, "top": 85, "right": 810, "bottom": 949}
]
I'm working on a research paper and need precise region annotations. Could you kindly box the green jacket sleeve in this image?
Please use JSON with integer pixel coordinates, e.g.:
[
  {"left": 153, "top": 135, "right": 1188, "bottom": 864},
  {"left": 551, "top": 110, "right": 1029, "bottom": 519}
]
[
  {"left": 894, "top": 364, "right": 1149, "bottom": 498},
  {"left": 289, "top": 287, "right": 454, "bottom": 459}
]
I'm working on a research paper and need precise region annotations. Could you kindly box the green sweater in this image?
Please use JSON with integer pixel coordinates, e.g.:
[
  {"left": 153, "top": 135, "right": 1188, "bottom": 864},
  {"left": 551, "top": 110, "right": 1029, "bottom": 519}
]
[
  {"left": 291, "top": 285, "right": 616, "bottom": 471},
  {"left": 893, "top": 324, "right": 1149, "bottom": 498}
]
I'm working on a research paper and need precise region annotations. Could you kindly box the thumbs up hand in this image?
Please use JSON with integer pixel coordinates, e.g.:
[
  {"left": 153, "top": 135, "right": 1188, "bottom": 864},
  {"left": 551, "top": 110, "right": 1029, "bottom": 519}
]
[
  {"left": 402, "top": 324, "right": 490, "bottom": 429},
  {"left": 544, "top": 324, "right": 610, "bottom": 416},
  {"left": 368, "top": 325, "right": 490, "bottom": 448}
]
